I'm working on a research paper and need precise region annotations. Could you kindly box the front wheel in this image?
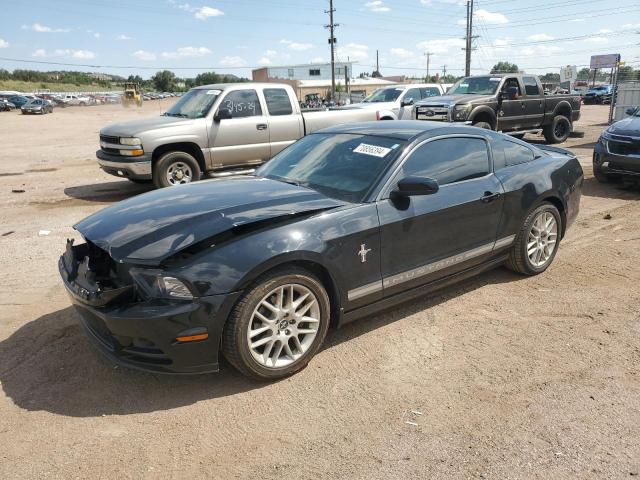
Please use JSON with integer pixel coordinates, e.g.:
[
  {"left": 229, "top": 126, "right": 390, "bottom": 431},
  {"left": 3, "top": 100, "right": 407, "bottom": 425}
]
[
  {"left": 222, "top": 268, "right": 331, "bottom": 380},
  {"left": 473, "top": 121, "right": 493, "bottom": 130},
  {"left": 543, "top": 115, "right": 571, "bottom": 144},
  {"left": 506, "top": 203, "right": 562, "bottom": 276},
  {"left": 152, "top": 151, "right": 201, "bottom": 188}
]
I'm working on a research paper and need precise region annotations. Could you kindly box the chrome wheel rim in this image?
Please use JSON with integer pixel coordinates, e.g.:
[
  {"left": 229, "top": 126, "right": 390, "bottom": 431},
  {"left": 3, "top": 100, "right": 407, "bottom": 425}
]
[
  {"left": 247, "top": 284, "right": 320, "bottom": 368},
  {"left": 527, "top": 211, "right": 558, "bottom": 267},
  {"left": 166, "top": 161, "right": 192, "bottom": 185}
]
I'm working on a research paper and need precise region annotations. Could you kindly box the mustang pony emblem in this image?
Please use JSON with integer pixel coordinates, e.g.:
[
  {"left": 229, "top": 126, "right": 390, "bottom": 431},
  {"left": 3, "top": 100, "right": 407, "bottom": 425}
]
[{"left": 358, "top": 244, "right": 372, "bottom": 263}]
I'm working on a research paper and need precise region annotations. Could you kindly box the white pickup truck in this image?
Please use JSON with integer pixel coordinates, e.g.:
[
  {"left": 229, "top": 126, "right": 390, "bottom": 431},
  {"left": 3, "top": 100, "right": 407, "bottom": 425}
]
[
  {"left": 97, "top": 83, "right": 384, "bottom": 188},
  {"left": 340, "top": 83, "right": 445, "bottom": 120}
]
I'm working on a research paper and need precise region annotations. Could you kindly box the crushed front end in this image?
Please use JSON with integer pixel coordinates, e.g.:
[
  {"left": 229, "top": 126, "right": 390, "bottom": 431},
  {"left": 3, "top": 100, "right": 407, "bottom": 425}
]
[{"left": 59, "top": 239, "right": 240, "bottom": 374}]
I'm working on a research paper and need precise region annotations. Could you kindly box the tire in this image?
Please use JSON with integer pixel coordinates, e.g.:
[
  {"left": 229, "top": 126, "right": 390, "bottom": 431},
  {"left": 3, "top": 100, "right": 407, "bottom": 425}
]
[
  {"left": 507, "top": 203, "right": 562, "bottom": 276},
  {"left": 80, "top": 102, "right": 86, "bottom": 106},
  {"left": 152, "top": 150, "right": 201, "bottom": 188},
  {"left": 543, "top": 115, "right": 571, "bottom": 144},
  {"left": 222, "top": 267, "right": 331, "bottom": 380},
  {"left": 472, "top": 121, "right": 493, "bottom": 130},
  {"left": 593, "top": 153, "right": 616, "bottom": 183}
]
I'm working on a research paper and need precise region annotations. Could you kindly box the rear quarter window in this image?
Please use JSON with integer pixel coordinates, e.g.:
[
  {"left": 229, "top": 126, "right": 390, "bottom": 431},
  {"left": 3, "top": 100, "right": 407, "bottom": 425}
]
[{"left": 495, "top": 139, "right": 536, "bottom": 169}]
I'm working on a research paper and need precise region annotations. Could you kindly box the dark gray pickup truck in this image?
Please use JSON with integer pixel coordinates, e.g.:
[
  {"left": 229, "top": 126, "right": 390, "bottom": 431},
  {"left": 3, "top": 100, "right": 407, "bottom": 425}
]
[{"left": 413, "top": 74, "right": 582, "bottom": 143}]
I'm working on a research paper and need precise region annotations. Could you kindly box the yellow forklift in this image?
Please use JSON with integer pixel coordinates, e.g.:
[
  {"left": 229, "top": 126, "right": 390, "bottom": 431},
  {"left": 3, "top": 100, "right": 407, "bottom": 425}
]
[{"left": 121, "top": 82, "right": 143, "bottom": 107}]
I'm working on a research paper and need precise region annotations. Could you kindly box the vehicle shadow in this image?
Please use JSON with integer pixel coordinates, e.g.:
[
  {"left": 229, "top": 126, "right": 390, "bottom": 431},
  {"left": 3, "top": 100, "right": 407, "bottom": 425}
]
[
  {"left": 0, "top": 267, "right": 523, "bottom": 417},
  {"left": 581, "top": 176, "right": 640, "bottom": 200},
  {"left": 64, "top": 180, "right": 153, "bottom": 203}
]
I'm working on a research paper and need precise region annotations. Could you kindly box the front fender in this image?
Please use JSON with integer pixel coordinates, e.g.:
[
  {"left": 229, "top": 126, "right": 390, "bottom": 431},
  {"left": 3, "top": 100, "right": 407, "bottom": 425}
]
[
  {"left": 468, "top": 106, "right": 497, "bottom": 126},
  {"left": 376, "top": 109, "right": 397, "bottom": 120}
]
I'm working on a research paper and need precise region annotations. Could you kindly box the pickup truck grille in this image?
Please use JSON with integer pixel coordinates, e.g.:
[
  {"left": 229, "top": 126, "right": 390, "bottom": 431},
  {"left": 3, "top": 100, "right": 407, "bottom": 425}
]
[
  {"left": 100, "top": 134, "right": 119, "bottom": 145},
  {"left": 416, "top": 105, "right": 449, "bottom": 121}
]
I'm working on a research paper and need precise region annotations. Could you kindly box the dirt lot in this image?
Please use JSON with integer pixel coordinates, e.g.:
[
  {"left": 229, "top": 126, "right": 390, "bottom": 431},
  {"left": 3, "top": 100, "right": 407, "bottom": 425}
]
[{"left": 0, "top": 102, "right": 639, "bottom": 479}]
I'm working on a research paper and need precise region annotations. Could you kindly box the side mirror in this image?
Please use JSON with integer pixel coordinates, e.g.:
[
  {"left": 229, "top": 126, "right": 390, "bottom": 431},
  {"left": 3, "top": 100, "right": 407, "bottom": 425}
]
[
  {"left": 625, "top": 106, "right": 638, "bottom": 116},
  {"left": 392, "top": 176, "right": 439, "bottom": 197},
  {"left": 214, "top": 107, "right": 232, "bottom": 122},
  {"left": 401, "top": 98, "right": 415, "bottom": 107}
]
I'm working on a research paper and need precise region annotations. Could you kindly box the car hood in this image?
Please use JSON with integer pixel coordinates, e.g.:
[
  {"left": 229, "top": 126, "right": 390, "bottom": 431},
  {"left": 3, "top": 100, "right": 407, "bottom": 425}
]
[
  {"left": 607, "top": 116, "right": 640, "bottom": 137},
  {"left": 415, "top": 94, "right": 491, "bottom": 106},
  {"left": 74, "top": 177, "right": 347, "bottom": 265},
  {"left": 100, "top": 115, "right": 195, "bottom": 137}
]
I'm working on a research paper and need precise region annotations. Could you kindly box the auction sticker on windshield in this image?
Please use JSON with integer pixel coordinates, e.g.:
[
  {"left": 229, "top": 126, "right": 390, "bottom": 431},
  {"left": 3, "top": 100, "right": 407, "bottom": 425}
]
[{"left": 353, "top": 143, "right": 393, "bottom": 157}]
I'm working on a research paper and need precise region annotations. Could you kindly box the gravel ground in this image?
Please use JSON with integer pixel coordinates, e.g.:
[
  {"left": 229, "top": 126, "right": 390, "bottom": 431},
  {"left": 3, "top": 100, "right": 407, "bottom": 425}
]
[{"left": 0, "top": 102, "right": 638, "bottom": 479}]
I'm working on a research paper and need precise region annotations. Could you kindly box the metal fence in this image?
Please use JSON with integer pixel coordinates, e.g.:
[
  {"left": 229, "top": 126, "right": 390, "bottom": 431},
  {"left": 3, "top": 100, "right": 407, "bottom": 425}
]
[{"left": 613, "top": 82, "right": 640, "bottom": 121}]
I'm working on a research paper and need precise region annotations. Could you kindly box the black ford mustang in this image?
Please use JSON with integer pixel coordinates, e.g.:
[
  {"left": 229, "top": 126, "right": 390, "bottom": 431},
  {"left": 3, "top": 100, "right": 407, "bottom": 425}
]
[{"left": 59, "top": 121, "right": 583, "bottom": 380}]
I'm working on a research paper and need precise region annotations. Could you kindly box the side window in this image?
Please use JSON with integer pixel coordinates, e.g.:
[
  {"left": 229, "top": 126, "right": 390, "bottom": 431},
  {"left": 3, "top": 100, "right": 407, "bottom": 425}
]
[
  {"left": 501, "top": 140, "right": 535, "bottom": 167},
  {"left": 264, "top": 88, "right": 293, "bottom": 116},
  {"left": 220, "top": 89, "right": 262, "bottom": 118},
  {"left": 421, "top": 87, "right": 441, "bottom": 98},
  {"left": 501, "top": 78, "right": 521, "bottom": 96},
  {"left": 523, "top": 76, "right": 539, "bottom": 96},
  {"left": 399, "top": 138, "right": 490, "bottom": 186},
  {"left": 403, "top": 88, "right": 421, "bottom": 104}
]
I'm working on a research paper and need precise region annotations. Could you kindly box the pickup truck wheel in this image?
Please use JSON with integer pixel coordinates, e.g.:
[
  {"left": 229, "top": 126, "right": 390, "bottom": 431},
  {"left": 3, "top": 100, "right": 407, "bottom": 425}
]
[
  {"left": 153, "top": 151, "right": 201, "bottom": 188},
  {"left": 222, "top": 267, "right": 331, "bottom": 380},
  {"left": 543, "top": 115, "right": 570, "bottom": 144},
  {"left": 473, "top": 121, "right": 493, "bottom": 130},
  {"left": 507, "top": 203, "right": 561, "bottom": 276}
]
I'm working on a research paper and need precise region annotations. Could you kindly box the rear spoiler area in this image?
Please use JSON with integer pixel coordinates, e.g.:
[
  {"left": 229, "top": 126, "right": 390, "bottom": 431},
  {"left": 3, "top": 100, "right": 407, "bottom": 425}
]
[{"left": 537, "top": 145, "right": 576, "bottom": 158}]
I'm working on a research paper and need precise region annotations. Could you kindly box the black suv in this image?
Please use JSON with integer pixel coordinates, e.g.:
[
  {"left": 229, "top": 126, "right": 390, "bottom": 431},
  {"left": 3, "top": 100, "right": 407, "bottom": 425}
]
[{"left": 593, "top": 106, "right": 640, "bottom": 183}]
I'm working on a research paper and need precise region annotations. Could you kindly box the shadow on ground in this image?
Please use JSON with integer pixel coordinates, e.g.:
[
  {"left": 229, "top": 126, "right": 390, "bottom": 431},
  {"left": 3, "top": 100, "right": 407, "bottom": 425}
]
[
  {"left": 0, "top": 267, "right": 522, "bottom": 417},
  {"left": 64, "top": 180, "right": 153, "bottom": 203},
  {"left": 581, "top": 177, "right": 640, "bottom": 201}
]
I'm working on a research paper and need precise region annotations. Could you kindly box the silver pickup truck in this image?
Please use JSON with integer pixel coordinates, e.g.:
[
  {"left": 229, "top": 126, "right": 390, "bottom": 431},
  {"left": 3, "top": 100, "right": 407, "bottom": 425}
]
[{"left": 97, "top": 83, "right": 381, "bottom": 188}]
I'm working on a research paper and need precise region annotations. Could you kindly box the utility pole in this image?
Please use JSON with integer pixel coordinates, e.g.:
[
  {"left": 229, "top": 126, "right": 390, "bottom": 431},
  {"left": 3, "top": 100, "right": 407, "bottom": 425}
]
[
  {"left": 324, "top": 0, "right": 339, "bottom": 101},
  {"left": 463, "top": 0, "right": 476, "bottom": 76},
  {"left": 424, "top": 51, "right": 432, "bottom": 80},
  {"left": 376, "top": 50, "right": 379, "bottom": 73},
  {"left": 442, "top": 64, "right": 447, "bottom": 79}
]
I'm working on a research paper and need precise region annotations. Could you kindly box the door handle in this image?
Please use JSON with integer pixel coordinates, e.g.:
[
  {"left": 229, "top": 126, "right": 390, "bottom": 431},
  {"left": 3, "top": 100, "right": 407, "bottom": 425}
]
[
  {"left": 481, "top": 191, "right": 501, "bottom": 203},
  {"left": 256, "top": 123, "right": 268, "bottom": 130}
]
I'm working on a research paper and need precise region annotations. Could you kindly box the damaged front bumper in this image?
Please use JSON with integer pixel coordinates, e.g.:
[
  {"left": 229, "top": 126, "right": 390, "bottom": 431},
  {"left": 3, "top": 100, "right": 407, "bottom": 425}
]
[{"left": 59, "top": 239, "right": 241, "bottom": 374}]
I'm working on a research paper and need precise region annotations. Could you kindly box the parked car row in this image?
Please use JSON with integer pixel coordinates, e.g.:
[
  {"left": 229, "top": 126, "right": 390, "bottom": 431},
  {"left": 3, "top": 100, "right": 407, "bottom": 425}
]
[{"left": 142, "top": 92, "right": 182, "bottom": 101}]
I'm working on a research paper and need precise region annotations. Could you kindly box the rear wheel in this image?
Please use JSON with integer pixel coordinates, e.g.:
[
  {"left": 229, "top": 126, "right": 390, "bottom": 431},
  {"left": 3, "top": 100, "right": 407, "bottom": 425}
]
[
  {"left": 152, "top": 150, "right": 201, "bottom": 188},
  {"left": 543, "top": 115, "right": 571, "bottom": 144},
  {"left": 222, "top": 268, "right": 331, "bottom": 380},
  {"left": 507, "top": 203, "right": 562, "bottom": 276}
]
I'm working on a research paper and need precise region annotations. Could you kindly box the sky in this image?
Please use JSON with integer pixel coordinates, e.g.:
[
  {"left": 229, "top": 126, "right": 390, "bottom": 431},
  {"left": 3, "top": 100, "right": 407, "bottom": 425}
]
[{"left": 0, "top": 0, "right": 639, "bottom": 79}]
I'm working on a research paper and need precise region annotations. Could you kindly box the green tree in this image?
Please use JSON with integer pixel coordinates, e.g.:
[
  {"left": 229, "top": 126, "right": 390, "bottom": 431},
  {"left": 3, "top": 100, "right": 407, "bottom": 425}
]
[
  {"left": 490, "top": 62, "right": 519, "bottom": 74},
  {"left": 151, "top": 70, "right": 176, "bottom": 92},
  {"left": 539, "top": 73, "right": 560, "bottom": 83},
  {"left": 127, "top": 74, "right": 144, "bottom": 84}
]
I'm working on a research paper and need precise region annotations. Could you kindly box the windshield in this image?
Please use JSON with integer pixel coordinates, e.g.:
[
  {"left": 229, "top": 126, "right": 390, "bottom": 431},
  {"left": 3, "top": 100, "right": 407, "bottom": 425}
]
[
  {"left": 363, "top": 87, "right": 404, "bottom": 103},
  {"left": 448, "top": 76, "right": 501, "bottom": 95},
  {"left": 591, "top": 86, "right": 609, "bottom": 91},
  {"left": 164, "top": 88, "right": 221, "bottom": 119},
  {"left": 255, "top": 133, "right": 405, "bottom": 203}
]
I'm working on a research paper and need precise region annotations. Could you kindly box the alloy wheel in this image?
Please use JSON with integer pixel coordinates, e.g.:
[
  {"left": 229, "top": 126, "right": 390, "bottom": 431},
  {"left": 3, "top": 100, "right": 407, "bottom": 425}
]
[
  {"left": 247, "top": 284, "right": 320, "bottom": 368},
  {"left": 527, "top": 211, "right": 558, "bottom": 267}
]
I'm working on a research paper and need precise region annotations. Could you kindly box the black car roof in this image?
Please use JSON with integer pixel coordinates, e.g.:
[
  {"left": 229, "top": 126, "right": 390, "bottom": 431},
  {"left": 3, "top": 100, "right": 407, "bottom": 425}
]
[{"left": 315, "top": 120, "right": 487, "bottom": 141}]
